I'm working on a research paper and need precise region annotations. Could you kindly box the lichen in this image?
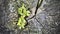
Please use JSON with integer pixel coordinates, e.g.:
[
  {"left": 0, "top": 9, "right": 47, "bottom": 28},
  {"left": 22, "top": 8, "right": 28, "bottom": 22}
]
[{"left": 17, "top": 3, "right": 30, "bottom": 29}]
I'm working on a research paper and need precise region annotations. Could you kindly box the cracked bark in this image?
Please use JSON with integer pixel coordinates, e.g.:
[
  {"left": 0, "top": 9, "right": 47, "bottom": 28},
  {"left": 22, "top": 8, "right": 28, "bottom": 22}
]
[{"left": 27, "top": 0, "right": 43, "bottom": 20}]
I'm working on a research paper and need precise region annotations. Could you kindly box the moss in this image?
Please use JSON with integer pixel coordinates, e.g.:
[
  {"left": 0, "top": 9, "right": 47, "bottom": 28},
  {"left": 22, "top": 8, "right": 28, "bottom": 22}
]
[{"left": 17, "top": 3, "right": 30, "bottom": 29}]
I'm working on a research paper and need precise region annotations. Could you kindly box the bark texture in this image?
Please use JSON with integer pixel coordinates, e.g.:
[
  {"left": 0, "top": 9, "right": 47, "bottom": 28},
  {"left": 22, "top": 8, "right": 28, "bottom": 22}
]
[{"left": 0, "top": 0, "right": 60, "bottom": 34}]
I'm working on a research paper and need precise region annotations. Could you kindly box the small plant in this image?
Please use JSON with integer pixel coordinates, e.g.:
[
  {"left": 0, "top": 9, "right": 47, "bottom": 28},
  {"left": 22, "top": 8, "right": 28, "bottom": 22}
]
[{"left": 17, "top": 3, "right": 30, "bottom": 29}]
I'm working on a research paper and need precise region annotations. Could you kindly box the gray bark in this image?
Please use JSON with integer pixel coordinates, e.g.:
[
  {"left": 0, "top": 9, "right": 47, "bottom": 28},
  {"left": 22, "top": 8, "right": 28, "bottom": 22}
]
[{"left": 0, "top": 0, "right": 60, "bottom": 34}]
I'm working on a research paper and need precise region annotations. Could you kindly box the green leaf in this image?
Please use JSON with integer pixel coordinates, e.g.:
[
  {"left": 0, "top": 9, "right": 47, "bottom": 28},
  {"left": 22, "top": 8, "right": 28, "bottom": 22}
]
[
  {"left": 17, "top": 17, "right": 21, "bottom": 26},
  {"left": 18, "top": 8, "right": 23, "bottom": 15},
  {"left": 26, "top": 10, "right": 30, "bottom": 16}
]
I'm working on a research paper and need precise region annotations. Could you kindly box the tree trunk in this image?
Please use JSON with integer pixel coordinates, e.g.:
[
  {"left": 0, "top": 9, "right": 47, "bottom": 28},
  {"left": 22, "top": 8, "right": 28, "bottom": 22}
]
[{"left": 0, "top": 0, "right": 60, "bottom": 34}]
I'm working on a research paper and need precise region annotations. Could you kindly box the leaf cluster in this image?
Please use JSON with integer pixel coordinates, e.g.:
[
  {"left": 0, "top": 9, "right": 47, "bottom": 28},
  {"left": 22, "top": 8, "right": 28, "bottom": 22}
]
[{"left": 17, "top": 4, "right": 30, "bottom": 29}]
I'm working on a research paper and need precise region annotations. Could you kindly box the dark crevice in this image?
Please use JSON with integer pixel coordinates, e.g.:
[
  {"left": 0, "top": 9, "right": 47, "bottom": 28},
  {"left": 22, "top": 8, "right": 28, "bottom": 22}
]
[{"left": 27, "top": 0, "right": 43, "bottom": 20}]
